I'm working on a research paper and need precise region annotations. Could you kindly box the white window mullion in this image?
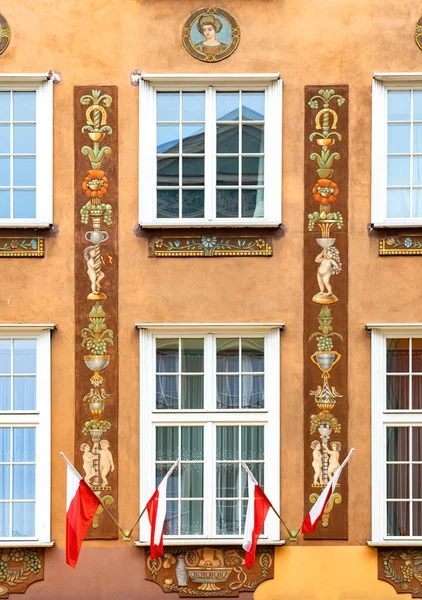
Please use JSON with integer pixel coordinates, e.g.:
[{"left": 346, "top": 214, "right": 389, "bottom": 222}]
[{"left": 205, "top": 86, "right": 215, "bottom": 221}]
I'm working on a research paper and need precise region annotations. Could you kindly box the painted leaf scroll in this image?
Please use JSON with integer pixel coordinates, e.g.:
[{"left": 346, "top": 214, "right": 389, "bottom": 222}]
[
  {"left": 304, "top": 86, "right": 349, "bottom": 539},
  {"left": 74, "top": 86, "right": 118, "bottom": 539}
]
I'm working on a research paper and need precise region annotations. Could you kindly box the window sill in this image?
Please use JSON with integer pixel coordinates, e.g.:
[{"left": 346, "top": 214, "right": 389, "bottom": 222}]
[
  {"left": 0, "top": 541, "right": 54, "bottom": 548},
  {"left": 135, "top": 539, "right": 285, "bottom": 547},
  {"left": 0, "top": 221, "right": 52, "bottom": 229},
  {"left": 140, "top": 221, "right": 282, "bottom": 229},
  {"left": 372, "top": 221, "right": 422, "bottom": 229},
  {"left": 367, "top": 540, "right": 422, "bottom": 547}
]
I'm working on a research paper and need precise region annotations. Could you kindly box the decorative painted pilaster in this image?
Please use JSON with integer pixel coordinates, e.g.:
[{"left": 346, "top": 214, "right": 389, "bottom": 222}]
[
  {"left": 74, "top": 87, "right": 118, "bottom": 539},
  {"left": 303, "top": 86, "right": 349, "bottom": 538}
]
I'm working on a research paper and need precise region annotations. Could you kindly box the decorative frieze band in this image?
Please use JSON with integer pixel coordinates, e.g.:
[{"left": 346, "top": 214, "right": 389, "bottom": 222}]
[
  {"left": 0, "top": 549, "right": 44, "bottom": 598},
  {"left": 0, "top": 237, "right": 43, "bottom": 257},
  {"left": 150, "top": 235, "right": 272, "bottom": 257},
  {"left": 379, "top": 235, "right": 422, "bottom": 255}
]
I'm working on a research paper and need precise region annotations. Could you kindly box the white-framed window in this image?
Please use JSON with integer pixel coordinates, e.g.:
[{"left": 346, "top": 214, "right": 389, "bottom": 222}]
[
  {"left": 370, "top": 324, "right": 422, "bottom": 542},
  {"left": 0, "top": 75, "right": 53, "bottom": 228},
  {"left": 371, "top": 73, "right": 422, "bottom": 227},
  {"left": 139, "top": 74, "right": 282, "bottom": 227},
  {"left": 0, "top": 326, "right": 53, "bottom": 545},
  {"left": 138, "top": 324, "right": 281, "bottom": 544}
]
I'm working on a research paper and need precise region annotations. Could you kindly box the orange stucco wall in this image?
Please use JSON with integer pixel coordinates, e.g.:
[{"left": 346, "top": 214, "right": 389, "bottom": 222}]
[{"left": 0, "top": 0, "right": 420, "bottom": 597}]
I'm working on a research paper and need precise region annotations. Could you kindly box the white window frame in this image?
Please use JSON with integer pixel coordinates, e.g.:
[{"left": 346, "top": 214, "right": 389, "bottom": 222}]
[
  {"left": 0, "top": 74, "right": 53, "bottom": 229},
  {"left": 138, "top": 324, "right": 281, "bottom": 545},
  {"left": 371, "top": 73, "right": 422, "bottom": 228},
  {"left": 0, "top": 325, "right": 54, "bottom": 547},
  {"left": 139, "top": 74, "right": 282, "bottom": 228},
  {"left": 370, "top": 323, "right": 422, "bottom": 544}
]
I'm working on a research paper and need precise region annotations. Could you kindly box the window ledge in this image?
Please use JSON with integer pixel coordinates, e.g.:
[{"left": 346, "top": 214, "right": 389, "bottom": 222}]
[
  {"left": 367, "top": 540, "right": 422, "bottom": 547},
  {"left": 135, "top": 539, "right": 285, "bottom": 547},
  {"left": 0, "top": 541, "right": 54, "bottom": 548},
  {"left": 140, "top": 221, "right": 282, "bottom": 229},
  {"left": 0, "top": 221, "right": 52, "bottom": 229},
  {"left": 372, "top": 221, "right": 422, "bottom": 229}
]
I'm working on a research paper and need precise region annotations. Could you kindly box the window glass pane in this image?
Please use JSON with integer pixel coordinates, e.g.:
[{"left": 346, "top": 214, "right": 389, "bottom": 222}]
[
  {"left": 242, "top": 338, "right": 264, "bottom": 371},
  {"left": 217, "top": 426, "right": 238, "bottom": 460},
  {"left": 0, "top": 157, "right": 10, "bottom": 186},
  {"left": 217, "top": 157, "right": 239, "bottom": 186},
  {"left": 414, "top": 91, "right": 422, "bottom": 120},
  {"left": 181, "top": 501, "right": 203, "bottom": 534},
  {"left": 0, "top": 124, "right": 10, "bottom": 153},
  {"left": 156, "top": 427, "right": 178, "bottom": 461},
  {"left": 13, "top": 376, "right": 36, "bottom": 410},
  {"left": 0, "top": 428, "right": 10, "bottom": 461},
  {"left": 157, "top": 156, "right": 178, "bottom": 186},
  {"left": 242, "top": 157, "right": 264, "bottom": 185},
  {"left": 0, "top": 340, "right": 11, "bottom": 374},
  {"left": 217, "top": 338, "right": 239, "bottom": 372},
  {"left": 181, "top": 339, "right": 204, "bottom": 372},
  {"left": 181, "top": 376, "right": 204, "bottom": 410},
  {"left": 387, "top": 339, "right": 409, "bottom": 372},
  {"left": 13, "top": 124, "right": 36, "bottom": 154},
  {"left": 242, "top": 375, "right": 264, "bottom": 409},
  {"left": 0, "top": 465, "right": 10, "bottom": 499},
  {"left": 163, "top": 500, "right": 178, "bottom": 534},
  {"left": 414, "top": 124, "right": 422, "bottom": 153},
  {"left": 216, "top": 92, "right": 239, "bottom": 121},
  {"left": 156, "top": 463, "right": 178, "bottom": 498},
  {"left": 242, "top": 124, "right": 264, "bottom": 153},
  {"left": 181, "top": 464, "right": 203, "bottom": 498},
  {"left": 181, "top": 426, "right": 203, "bottom": 460},
  {"left": 12, "top": 465, "right": 35, "bottom": 499},
  {"left": 0, "top": 377, "right": 11, "bottom": 410},
  {"left": 241, "top": 426, "right": 264, "bottom": 460},
  {"left": 13, "top": 428, "right": 35, "bottom": 462},
  {"left": 13, "top": 190, "right": 36, "bottom": 219},
  {"left": 387, "top": 427, "right": 409, "bottom": 461},
  {"left": 217, "top": 375, "right": 239, "bottom": 409},
  {"left": 412, "top": 376, "right": 422, "bottom": 409},
  {"left": 387, "top": 376, "right": 409, "bottom": 409},
  {"left": 387, "top": 502, "right": 409, "bottom": 536},
  {"left": 0, "top": 190, "right": 10, "bottom": 218},
  {"left": 182, "top": 93, "right": 205, "bottom": 122},
  {"left": 413, "top": 428, "right": 422, "bottom": 461},
  {"left": 13, "top": 340, "right": 36, "bottom": 374},
  {"left": 182, "top": 157, "right": 204, "bottom": 186},
  {"left": 13, "top": 157, "right": 36, "bottom": 186},
  {"left": 157, "top": 124, "right": 179, "bottom": 154},
  {"left": 413, "top": 503, "right": 422, "bottom": 536},
  {"left": 387, "top": 188, "right": 410, "bottom": 218},
  {"left": 156, "top": 339, "right": 178, "bottom": 372},
  {"left": 217, "top": 124, "right": 239, "bottom": 153},
  {"left": 387, "top": 156, "right": 410, "bottom": 185},
  {"left": 12, "top": 502, "right": 35, "bottom": 537},
  {"left": 0, "top": 92, "right": 10, "bottom": 121},
  {"left": 242, "top": 92, "right": 265, "bottom": 121},
  {"left": 216, "top": 463, "right": 238, "bottom": 497},
  {"left": 157, "top": 93, "right": 179, "bottom": 122},
  {"left": 0, "top": 503, "right": 9, "bottom": 536},
  {"left": 388, "top": 124, "right": 410, "bottom": 153},
  {"left": 216, "top": 500, "right": 238, "bottom": 535},
  {"left": 242, "top": 189, "right": 264, "bottom": 218},
  {"left": 157, "top": 189, "right": 179, "bottom": 218},
  {"left": 413, "top": 339, "right": 422, "bottom": 372},
  {"left": 413, "top": 465, "right": 422, "bottom": 498},
  {"left": 156, "top": 375, "right": 178, "bottom": 409},
  {"left": 414, "top": 156, "right": 422, "bottom": 185},
  {"left": 387, "top": 464, "right": 409, "bottom": 498},
  {"left": 182, "top": 190, "right": 204, "bottom": 218},
  {"left": 388, "top": 91, "right": 411, "bottom": 121},
  {"left": 182, "top": 125, "right": 204, "bottom": 154},
  {"left": 13, "top": 92, "right": 36, "bottom": 122},
  {"left": 216, "top": 189, "right": 238, "bottom": 218}
]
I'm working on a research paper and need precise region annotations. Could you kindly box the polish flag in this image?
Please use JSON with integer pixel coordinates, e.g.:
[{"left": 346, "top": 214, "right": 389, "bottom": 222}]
[
  {"left": 242, "top": 462, "right": 272, "bottom": 569},
  {"left": 61, "top": 453, "right": 101, "bottom": 568},
  {"left": 146, "top": 460, "right": 179, "bottom": 560},
  {"left": 301, "top": 447, "right": 355, "bottom": 534}
]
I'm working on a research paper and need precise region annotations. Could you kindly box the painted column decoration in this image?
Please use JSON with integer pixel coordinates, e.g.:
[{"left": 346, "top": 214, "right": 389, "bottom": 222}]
[
  {"left": 304, "top": 86, "right": 349, "bottom": 539},
  {"left": 74, "top": 87, "right": 118, "bottom": 538}
]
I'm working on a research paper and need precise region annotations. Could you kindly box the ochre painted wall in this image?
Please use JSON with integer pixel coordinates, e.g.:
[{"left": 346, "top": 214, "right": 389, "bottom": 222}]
[{"left": 0, "top": 0, "right": 419, "bottom": 597}]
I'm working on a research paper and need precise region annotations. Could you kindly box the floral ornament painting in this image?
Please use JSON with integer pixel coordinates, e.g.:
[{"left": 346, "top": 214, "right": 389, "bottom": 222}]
[{"left": 182, "top": 7, "right": 240, "bottom": 62}]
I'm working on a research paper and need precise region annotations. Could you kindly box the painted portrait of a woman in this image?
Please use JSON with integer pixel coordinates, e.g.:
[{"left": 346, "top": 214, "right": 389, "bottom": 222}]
[{"left": 194, "top": 14, "right": 228, "bottom": 56}]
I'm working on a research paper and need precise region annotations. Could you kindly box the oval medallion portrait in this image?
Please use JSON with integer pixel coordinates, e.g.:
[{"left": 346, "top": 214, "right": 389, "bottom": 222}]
[
  {"left": 416, "top": 15, "right": 422, "bottom": 51},
  {"left": 182, "top": 7, "right": 240, "bottom": 62},
  {"left": 0, "top": 13, "right": 10, "bottom": 56}
]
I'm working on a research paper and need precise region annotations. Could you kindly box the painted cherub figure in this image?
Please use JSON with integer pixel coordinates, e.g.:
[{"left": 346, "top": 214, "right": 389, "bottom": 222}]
[
  {"left": 311, "top": 440, "right": 323, "bottom": 485},
  {"left": 313, "top": 246, "right": 342, "bottom": 304},
  {"left": 84, "top": 246, "right": 105, "bottom": 296},
  {"left": 324, "top": 441, "right": 342, "bottom": 480},
  {"left": 98, "top": 439, "right": 114, "bottom": 485},
  {"left": 80, "top": 442, "right": 96, "bottom": 484}
]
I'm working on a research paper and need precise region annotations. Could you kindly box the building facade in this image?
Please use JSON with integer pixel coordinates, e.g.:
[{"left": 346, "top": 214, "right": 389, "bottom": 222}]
[{"left": 0, "top": 0, "right": 421, "bottom": 598}]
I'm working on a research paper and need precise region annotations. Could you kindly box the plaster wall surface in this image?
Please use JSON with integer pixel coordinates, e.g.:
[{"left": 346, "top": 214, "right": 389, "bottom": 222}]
[{"left": 0, "top": 0, "right": 418, "bottom": 597}]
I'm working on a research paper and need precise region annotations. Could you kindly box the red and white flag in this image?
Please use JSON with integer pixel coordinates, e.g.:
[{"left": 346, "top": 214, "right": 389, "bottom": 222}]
[
  {"left": 146, "top": 460, "right": 179, "bottom": 560},
  {"left": 242, "top": 462, "right": 272, "bottom": 569},
  {"left": 301, "top": 447, "right": 355, "bottom": 534},
  {"left": 60, "top": 453, "right": 101, "bottom": 568}
]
